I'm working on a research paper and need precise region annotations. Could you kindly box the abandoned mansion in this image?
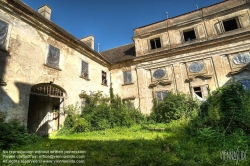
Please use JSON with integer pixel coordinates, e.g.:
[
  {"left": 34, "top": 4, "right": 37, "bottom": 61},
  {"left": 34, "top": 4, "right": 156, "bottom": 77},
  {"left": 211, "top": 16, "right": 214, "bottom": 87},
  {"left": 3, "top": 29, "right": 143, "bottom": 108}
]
[{"left": 1, "top": 0, "right": 250, "bottom": 135}]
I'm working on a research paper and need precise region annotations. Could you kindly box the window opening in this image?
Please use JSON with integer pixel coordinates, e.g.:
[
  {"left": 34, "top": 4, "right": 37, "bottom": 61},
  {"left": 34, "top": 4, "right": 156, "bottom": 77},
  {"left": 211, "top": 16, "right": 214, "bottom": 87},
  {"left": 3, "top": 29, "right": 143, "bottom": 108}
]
[
  {"left": 0, "top": 19, "right": 8, "bottom": 50},
  {"left": 183, "top": 29, "right": 196, "bottom": 42},
  {"left": 102, "top": 71, "right": 107, "bottom": 85},
  {"left": 150, "top": 38, "right": 161, "bottom": 50},
  {"left": 46, "top": 45, "right": 60, "bottom": 68},
  {"left": 222, "top": 18, "right": 240, "bottom": 32},
  {"left": 193, "top": 87, "right": 202, "bottom": 98},
  {"left": 155, "top": 91, "right": 167, "bottom": 102},
  {"left": 81, "top": 61, "right": 89, "bottom": 78},
  {"left": 123, "top": 70, "right": 132, "bottom": 84}
]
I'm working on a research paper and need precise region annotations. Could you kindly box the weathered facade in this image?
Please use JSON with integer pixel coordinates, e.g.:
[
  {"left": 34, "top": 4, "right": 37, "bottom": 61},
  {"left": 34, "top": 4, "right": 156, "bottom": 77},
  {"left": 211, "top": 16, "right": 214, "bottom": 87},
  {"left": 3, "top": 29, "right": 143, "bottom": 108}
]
[{"left": 0, "top": 0, "right": 250, "bottom": 135}]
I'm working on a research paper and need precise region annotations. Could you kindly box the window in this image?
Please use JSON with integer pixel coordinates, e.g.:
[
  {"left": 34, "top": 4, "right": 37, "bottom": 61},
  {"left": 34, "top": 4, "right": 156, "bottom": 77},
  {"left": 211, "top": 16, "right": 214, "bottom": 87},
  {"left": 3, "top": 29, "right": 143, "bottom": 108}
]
[
  {"left": 46, "top": 45, "right": 60, "bottom": 68},
  {"left": 0, "top": 20, "right": 8, "bottom": 50},
  {"left": 81, "top": 61, "right": 89, "bottom": 79},
  {"left": 183, "top": 29, "right": 196, "bottom": 42},
  {"left": 123, "top": 100, "right": 134, "bottom": 109},
  {"left": 150, "top": 38, "right": 161, "bottom": 50},
  {"left": 123, "top": 70, "right": 132, "bottom": 84},
  {"left": 193, "top": 87, "right": 203, "bottom": 98},
  {"left": 155, "top": 91, "right": 167, "bottom": 102},
  {"left": 102, "top": 71, "right": 107, "bottom": 85},
  {"left": 222, "top": 17, "right": 241, "bottom": 32}
]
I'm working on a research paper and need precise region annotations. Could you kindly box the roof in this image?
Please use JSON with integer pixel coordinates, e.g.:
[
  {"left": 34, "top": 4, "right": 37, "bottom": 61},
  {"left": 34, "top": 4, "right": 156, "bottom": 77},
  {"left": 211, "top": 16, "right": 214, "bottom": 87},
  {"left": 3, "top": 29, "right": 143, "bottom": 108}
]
[{"left": 100, "top": 43, "right": 136, "bottom": 64}]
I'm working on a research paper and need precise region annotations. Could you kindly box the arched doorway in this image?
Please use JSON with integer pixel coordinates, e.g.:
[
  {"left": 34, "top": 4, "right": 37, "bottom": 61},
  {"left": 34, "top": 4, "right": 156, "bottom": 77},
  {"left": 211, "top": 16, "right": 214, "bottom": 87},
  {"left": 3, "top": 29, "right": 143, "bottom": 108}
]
[{"left": 27, "top": 83, "right": 67, "bottom": 136}]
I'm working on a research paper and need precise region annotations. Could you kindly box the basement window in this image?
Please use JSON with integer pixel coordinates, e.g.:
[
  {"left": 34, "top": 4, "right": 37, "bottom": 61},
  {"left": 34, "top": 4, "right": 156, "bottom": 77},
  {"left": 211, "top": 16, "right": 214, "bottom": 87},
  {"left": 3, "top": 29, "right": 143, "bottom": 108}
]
[
  {"left": 155, "top": 91, "right": 167, "bottom": 103},
  {"left": 81, "top": 61, "right": 89, "bottom": 80},
  {"left": 222, "top": 17, "right": 241, "bottom": 32},
  {"left": 183, "top": 29, "right": 196, "bottom": 42},
  {"left": 123, "top": 70, "right": 132, "bottom": 85},
  {"left": 150, "top": 38, "right": 161, "bottom": 50},
  {"left": 101, "top": 70, "right": 107, "bottom": 85}
]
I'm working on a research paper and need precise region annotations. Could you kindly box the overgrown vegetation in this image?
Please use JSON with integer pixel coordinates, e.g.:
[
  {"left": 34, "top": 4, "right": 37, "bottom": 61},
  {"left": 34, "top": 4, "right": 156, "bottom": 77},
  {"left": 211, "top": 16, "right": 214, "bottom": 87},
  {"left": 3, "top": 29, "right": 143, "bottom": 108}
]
[
  {"left": 58, "top": 90, "right": 145, "bottom": 135},
  {"left": 0, "top": 112, "right": 40, "bottom": 150}
]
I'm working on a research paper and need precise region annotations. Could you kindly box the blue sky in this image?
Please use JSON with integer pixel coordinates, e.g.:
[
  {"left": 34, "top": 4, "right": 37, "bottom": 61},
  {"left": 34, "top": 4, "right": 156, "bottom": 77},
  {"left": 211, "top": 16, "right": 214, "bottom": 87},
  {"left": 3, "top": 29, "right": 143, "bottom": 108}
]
[{"left": 21, "top": 0, "right": 222, "bottom": 52}]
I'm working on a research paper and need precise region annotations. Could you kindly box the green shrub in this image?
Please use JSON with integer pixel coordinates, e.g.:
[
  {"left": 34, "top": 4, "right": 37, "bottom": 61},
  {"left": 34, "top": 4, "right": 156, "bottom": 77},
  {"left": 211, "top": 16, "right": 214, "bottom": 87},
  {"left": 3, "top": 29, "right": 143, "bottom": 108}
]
[
  {"left": 200, "top": 83, "right": 250, "bottom": 134},
  {"left": 0, "top": 112, "right": 40, "bottom": 150},
  {"left": 149, "top": 91, "right": 199, "bottom": 123}
]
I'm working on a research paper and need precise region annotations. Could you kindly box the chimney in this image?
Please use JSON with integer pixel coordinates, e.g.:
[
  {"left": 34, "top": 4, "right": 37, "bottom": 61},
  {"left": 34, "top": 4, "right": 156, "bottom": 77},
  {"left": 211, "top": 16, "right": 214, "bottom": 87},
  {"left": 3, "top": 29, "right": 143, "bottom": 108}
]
[
  {"left": 38, "top": 5, "right": 52, "bottom": 20},
  {"left": 80, "top": 35, "right": 94, "bottom": 50}
]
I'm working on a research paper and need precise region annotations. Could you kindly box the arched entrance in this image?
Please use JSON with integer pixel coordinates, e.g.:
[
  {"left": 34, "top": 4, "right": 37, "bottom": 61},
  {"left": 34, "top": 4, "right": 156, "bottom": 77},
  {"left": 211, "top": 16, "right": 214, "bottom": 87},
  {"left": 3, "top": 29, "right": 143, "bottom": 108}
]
[{"left": 27, "top": 83, "right": 67, "bottom": 136}]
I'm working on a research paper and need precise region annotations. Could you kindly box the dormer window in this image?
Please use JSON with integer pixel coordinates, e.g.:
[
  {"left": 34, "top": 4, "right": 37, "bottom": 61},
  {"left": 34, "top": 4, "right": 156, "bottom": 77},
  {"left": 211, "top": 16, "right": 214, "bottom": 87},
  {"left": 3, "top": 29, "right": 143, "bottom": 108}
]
[
  {"left": 222, "top": 17, "right": 241, "bottom": 32},
  {"left": 183, "top": 29, "right": 196, "bottom": 42},
  {"left": 150, "top": 38, "right": 161, "bottom": 50}
]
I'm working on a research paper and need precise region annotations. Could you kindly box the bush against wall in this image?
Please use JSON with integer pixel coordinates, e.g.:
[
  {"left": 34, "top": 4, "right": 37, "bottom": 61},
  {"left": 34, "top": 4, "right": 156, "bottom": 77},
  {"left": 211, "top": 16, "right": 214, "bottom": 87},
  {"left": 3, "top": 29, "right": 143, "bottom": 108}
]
[
  {"left": 149, "top": 91, "right": 199, "bottom": 123},
  {"left": 58, "top": 90, "right": 145, "bottom": 134},
  {"left": 0, "top": 112, "right": 40, "bottom": 150}
]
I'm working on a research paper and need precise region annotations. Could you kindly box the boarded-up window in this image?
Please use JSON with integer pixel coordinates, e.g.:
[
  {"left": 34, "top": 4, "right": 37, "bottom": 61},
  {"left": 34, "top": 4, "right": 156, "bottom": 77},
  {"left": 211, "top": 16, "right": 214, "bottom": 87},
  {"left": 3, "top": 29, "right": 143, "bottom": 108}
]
[
  {"left": 81, "top": 61, "right": 89, "bottom": 78},
  {"left": 155, "top": 91, "right": 167, "bottom": 102},
  {"left": 0, "top": 20, "right": 8, "bottom": 50},
  {"left": 102, "top": 70, "right": 107, "bottom": 85},
  {"left": 46, "top": 45, "right": 60, "bottom": 68},
  {"left": 123, "top": 70, "right": 132, "bottom": 84}
]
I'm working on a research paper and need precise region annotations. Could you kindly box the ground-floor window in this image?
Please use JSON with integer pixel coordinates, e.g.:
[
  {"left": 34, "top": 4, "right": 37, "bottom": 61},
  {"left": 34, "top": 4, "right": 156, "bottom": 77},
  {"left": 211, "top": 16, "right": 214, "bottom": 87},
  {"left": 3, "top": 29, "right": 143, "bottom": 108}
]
[{"left": 155, "top": 91, "right": 167, "bottom": 102}]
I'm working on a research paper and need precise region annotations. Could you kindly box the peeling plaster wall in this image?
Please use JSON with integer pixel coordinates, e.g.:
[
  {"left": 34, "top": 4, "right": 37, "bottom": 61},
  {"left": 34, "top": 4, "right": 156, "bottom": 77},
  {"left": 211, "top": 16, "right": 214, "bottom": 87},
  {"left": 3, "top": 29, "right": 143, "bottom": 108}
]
[{"left": 0, "top": 9, "right": 110, "bottom": 125}]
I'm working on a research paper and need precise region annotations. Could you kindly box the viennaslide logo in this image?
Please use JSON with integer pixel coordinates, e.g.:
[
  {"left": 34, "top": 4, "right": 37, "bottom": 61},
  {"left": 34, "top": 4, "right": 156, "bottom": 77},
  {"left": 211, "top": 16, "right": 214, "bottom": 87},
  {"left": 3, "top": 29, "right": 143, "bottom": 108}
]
[{"left": 220, "top": 147, "right": 247, "bottom": 165}]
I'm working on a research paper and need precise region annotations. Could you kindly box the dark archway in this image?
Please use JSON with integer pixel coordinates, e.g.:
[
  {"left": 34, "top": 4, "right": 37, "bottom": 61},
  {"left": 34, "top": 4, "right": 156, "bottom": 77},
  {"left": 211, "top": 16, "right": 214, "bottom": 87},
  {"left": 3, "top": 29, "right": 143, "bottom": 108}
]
[{"left": 27, "top": 83, "right": 67, "bottom": 136}]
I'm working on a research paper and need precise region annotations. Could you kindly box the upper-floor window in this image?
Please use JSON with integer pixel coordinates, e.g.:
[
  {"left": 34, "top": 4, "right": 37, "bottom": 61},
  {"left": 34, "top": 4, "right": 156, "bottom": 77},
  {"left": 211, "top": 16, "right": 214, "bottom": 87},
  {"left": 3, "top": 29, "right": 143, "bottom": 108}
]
[
  {"left": 0, "top": 20, "right": 8, "bottom": 51},
  {"left": 46, "top": 45, "right": 60, "bottom": 68},
  {"left": 150, "top": 38, "right": 161, "bottom": 50},
  {"left": 222, "top": 17, "right": 241, "bottom": 32},
  {"left": 123, "top": 70, "right": 132, "bottom": 85},
  {"left": 183, "top": 29, "right": 196, "bottom": 42},
  {"left": 102, "top": 70, "right": 107, "bottom": 85},
  {"left": 155, "top": 91, "right": 167, "bottom": 102},
  {"left": 81, "top": 61, "right": 89, "bottom": 79}
]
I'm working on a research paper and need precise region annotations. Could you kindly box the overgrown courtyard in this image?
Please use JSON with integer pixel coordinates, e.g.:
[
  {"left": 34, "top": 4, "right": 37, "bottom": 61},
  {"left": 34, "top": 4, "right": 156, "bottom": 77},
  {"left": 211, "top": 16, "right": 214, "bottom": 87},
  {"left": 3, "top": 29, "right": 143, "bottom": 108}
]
[{"left": 1, "top": 83, "right": 250, "bottom": 165}]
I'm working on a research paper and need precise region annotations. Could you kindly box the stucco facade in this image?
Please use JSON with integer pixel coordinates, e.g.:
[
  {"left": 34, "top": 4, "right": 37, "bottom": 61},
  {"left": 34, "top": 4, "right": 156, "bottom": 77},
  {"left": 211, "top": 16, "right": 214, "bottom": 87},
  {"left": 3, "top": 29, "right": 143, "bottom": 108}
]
[{"left": 0, "top": 0, "right": 250, "bottom": 135}]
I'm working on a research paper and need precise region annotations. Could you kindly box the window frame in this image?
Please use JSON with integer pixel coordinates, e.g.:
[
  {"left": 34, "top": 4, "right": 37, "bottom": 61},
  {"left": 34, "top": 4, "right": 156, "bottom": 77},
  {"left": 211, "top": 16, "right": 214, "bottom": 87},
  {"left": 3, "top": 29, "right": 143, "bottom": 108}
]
[
  {"left": 155, "top": 90, "right": 167, "bottom": 103},
  {"left": 149, "top": 37, "right": 162, "bottom": 50},
  {"left": 123, "top": 70, "right": 133, "bottom": 85},
  {"left": 80, "top": 60, "right": 90, "bottom": 80},
  {"left": 0, "top": 19, "right": 9, "bottom": 51},
  {"left": 45, "top": 44, "right": 61, "bottom": 70},
  {"left": 101, "top": 70, "right": 107, "bottom": 86},
  {"left": 222, "top": 17, "right": 241, "bottom": 32},
  {"left": 182, "top": 28, "right": 197, "bottom": 42}
]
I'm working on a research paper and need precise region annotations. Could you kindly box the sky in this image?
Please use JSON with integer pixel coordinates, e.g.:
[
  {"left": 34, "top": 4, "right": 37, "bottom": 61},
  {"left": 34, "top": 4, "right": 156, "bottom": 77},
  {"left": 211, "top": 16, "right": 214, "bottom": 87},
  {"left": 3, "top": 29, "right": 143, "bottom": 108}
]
[{"left": 21, "top": 0, "right": 223, "bottom": 52}]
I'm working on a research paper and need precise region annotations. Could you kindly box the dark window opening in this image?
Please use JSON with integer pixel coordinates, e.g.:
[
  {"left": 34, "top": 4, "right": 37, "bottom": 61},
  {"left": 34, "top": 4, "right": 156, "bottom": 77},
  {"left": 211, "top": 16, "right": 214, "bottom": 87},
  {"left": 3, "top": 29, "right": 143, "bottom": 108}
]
[
  {"left": 193, "top": 87, "right": 202, "bottom": 98},
  {"left": 150, "top": 38, "right": 161, "bottom": 50},
  {"left": 222, "top": 18, "right": 240, "bottom": 32},
  {"left": 102, "top": 71, "right": 107, "bottom": 85},
  {"left": 183, "top": 29, "right": 196, "bottom": 42}
]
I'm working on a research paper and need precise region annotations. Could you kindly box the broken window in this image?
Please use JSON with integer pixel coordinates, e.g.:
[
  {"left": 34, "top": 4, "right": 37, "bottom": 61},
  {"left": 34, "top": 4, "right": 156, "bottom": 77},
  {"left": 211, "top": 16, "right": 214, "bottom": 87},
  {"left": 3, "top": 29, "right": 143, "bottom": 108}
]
[
  {"left": 0, "top": 20, "right": 8, "bottom": 50},
  {"left": 183, "top": 29, "right": 196, "bottom": 42},
  {"left": 102, "top": 70, "right": 107, "bottom": 85},
  {"left": 150, "top": 38, "right": 161, "bottom": 50},
  {"left": 193, "top": 85, "right": 208, "bottom": 100},
  {"left": 46, "top": 45, "right": 60, "bottom": 68},
  {"left": 222, "top": 17, "right": 241, "bottom": 32},
  {"left": 193, "top": 87, "right": 203, "bottom": 98},
  {"left": 155, "top": 91, "right": 167, "bottom": 102},
  {"left": 123, "top": 70, "right": 132, "bottom": 84},
  {"left": 81, "top": 61, "right": 89, "bottom": 79}
]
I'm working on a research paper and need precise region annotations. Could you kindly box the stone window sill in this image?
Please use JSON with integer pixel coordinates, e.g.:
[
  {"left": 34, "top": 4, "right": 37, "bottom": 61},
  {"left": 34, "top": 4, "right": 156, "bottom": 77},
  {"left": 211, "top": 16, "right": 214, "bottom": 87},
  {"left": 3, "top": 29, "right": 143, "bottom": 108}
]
[
  {"left": 79, "top": 75, "right": 90, "bottom": 81},
  {"left": 44, "top": 64, "right": 62, "bottom": 71},
  {"left": 122, "top": 82, "right": 134, "bottom": 86}
]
